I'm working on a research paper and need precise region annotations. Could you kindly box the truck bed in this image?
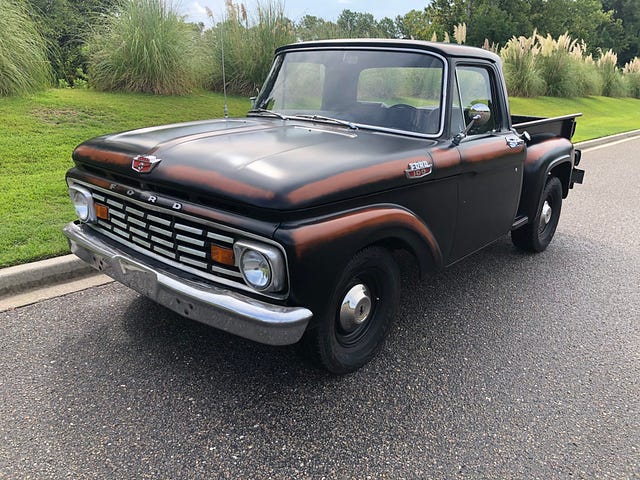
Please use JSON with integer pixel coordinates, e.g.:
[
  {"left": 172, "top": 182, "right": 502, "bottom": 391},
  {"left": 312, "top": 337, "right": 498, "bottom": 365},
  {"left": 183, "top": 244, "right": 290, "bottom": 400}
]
[{"left": 512, "top": 113, "right": 582, "bottom": 141}]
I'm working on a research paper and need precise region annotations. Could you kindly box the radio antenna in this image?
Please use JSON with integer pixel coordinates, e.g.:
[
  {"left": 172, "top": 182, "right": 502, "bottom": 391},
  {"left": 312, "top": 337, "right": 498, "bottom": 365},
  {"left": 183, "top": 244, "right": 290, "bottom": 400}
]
[
  {"left": 220, "top": 5, "right": 229, "bottom": 119},
  {"left": 206, "top": 6, "right": 228, "bottom": 119}
]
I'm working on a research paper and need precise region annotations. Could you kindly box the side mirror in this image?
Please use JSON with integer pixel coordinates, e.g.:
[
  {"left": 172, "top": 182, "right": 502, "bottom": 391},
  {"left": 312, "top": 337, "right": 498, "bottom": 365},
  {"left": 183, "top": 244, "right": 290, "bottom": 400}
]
[
  {"left": 452, "top": 103, "right": 491, "bottom": 146},
  {"left": 250, "top": 88, "right": 260, "bottom": 109},
  {"left": 468, "top": 103, "right": 491, "bottom": 126}
]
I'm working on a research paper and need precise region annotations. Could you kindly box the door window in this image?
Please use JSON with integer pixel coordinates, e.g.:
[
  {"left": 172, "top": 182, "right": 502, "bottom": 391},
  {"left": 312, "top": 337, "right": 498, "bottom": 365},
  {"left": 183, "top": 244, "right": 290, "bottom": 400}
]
[{"left": 453, "top": 66, "right": 498, "bottom": 135}]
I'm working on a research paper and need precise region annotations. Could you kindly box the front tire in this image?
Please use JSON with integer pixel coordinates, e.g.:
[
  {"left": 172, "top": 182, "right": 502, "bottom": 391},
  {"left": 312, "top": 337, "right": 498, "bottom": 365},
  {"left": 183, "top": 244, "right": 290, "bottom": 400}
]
[
  {"left": 512, "top": 176, "right": 563, "bottom": 252},
  {"left": 305, "top": 246, "right": 400, "bottom": 374}
]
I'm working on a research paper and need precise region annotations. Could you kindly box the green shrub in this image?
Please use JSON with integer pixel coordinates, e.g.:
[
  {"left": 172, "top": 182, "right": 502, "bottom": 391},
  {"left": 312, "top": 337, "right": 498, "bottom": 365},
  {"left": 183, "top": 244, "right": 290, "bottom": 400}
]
[
  {"left": 500, "top": 34, "right": 545, "bottom": 97},
  {"left": 202, "top": 0, "right": 296, "bottom": 95},
  {"left": 0, "top": 0, "right": 51, "bottom": 96},
  {"left": 86, "top": 0, "right": 202, "bottom": 94},
  {"left": 570, "top": 45, "right": 602, "bottom": 97},
  {"left": 597, "top": 49, "right": 627, "bottom": 97},
  {"left": 536, "top": 33, "right": 588, "bottom": 97},
  {"left": 623, "top": 57, "right": 640, "bottom": 98}
]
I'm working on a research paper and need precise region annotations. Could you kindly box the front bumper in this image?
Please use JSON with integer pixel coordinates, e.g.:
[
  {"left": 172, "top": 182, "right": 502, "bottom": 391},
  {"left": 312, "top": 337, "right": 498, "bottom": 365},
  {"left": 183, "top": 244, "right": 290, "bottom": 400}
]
[{"left": 63, "top": 222, "right": 312, "bottom": 345}]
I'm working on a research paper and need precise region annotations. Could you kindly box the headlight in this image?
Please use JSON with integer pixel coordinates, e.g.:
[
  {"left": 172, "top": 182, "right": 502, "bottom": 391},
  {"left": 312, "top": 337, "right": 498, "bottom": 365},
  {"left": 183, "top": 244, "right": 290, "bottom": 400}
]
[
  {"left": 68, "top": 185, "right": 96, "bottom": 223},
  {"left": 240, "top": 250, "right": 271, "bottom": 289},
  {"left": 234, "top": 241, "right": 286, "bottom": 293}
]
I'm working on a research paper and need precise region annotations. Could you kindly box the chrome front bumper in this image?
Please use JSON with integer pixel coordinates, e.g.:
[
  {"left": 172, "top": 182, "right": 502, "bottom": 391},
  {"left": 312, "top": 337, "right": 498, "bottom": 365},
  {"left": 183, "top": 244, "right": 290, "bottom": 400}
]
[{"left": 63, "top": 222, "right": 312, "bottom": 345}]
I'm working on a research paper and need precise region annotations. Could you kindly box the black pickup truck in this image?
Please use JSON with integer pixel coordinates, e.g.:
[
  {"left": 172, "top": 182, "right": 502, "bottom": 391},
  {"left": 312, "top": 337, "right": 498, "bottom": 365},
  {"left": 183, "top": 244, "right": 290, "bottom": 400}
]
[{"left": 63, "top": 39, "right": 584, "bottom": 373}]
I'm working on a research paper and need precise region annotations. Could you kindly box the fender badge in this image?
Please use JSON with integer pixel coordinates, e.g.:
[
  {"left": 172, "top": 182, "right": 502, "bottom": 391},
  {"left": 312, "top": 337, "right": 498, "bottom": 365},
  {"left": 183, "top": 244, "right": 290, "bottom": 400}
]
[
  {"left": 132, "top": 155, "right": 161, "bottom": 173},
  {"left": 404, "top": 160, "right": 433, "bottom": 179}
]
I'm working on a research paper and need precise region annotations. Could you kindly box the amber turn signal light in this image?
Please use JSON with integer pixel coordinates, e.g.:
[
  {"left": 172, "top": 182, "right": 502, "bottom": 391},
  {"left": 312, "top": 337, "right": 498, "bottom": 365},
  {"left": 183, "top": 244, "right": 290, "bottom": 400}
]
[
  {"left": 211, "top": 245, "right": 235, "bottom": 266},
  {"left": 95, "top": 203, "right": 109, "bottom": 220}
]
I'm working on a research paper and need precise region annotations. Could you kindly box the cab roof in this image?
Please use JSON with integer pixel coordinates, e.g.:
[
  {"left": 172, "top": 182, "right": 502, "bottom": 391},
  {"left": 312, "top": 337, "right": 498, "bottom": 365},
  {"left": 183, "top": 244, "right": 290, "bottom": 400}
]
[{"left": 275, "top": 39, "right": 501, "bottom": 64}]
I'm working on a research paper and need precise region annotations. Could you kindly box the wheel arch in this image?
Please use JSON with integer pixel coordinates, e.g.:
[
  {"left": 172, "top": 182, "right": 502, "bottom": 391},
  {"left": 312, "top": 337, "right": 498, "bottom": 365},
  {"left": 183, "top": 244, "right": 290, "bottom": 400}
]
[
  {"left": 518, "top": 137, "right": 574, "bottom": 222},
  {"left": 276, "top": 204, "right": 443, "bottom": 312},
  {"left": 548, "top": 158, "right": 572, "bottom": 198}
]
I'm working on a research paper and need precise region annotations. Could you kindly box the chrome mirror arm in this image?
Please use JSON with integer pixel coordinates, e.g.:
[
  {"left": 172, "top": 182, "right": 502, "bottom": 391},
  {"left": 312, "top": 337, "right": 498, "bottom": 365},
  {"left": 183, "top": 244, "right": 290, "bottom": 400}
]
[{"left": 452, "top": 114, "right": 481, "bottom": 146}]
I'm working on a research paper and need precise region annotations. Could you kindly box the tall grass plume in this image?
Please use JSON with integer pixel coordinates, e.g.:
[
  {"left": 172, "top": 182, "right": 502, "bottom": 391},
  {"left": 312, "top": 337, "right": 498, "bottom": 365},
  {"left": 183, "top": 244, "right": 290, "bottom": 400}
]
[
  {"left": 87, "top": 0, "right": 201, "bottom": 94},
  {"left": 201, "top": 1, "right": 296, "bottom": 95},
  {"left": 0, "top": 0, "right": 52, "bottom": 96},
  {"left": 623, "top": 57, "right": 640, "bottom": 98},
  {"left": 597, "top": 49, "right": 626, "bottom": 97},
  {"left": 500, "top": 33, "right": 545, "bottom": 97}
]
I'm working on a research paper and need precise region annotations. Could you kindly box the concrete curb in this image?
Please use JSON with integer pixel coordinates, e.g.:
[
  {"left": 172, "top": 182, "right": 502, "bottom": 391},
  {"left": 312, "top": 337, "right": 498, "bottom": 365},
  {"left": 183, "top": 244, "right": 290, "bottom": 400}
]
[
  {"left": 0, "top": 254, "right": 96, "bottom": 298},
  {"left": 2, "top": 129, "right": 640, "bottom": 300},
  {"left": 576, "top": 129, "right": 640, "bottom": 150}
]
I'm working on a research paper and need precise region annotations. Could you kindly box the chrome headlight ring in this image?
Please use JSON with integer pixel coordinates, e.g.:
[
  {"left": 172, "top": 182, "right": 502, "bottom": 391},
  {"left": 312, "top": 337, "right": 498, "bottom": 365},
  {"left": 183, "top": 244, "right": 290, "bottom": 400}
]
[
  {"left": 234, "top": 240, "right": 286, "bottom": 293},
  {"left": 68, "top": 184, "right": 96, "bottom": 223}
]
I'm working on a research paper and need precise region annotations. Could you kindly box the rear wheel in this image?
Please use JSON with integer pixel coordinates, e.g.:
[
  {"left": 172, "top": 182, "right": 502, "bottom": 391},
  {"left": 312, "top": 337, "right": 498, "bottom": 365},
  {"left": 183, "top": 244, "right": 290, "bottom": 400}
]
[
  {"left": 512, "top": 176, "right": 563, "bottom": 252},
  {"left": 305, "top": 246, "right": 400, "bottom": 374}
]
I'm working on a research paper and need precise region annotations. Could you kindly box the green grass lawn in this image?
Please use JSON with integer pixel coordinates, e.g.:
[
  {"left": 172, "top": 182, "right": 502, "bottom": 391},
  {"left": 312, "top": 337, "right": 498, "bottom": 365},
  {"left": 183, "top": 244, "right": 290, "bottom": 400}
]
[
  {"left": 0, "top": 89, "right": 250, "bottom": 268},
  {"left": 509, "top": 96, "right": 640, "bottom": 142},
  {"left": 0, "top": 89, "right": 638, "bottom": 268}
]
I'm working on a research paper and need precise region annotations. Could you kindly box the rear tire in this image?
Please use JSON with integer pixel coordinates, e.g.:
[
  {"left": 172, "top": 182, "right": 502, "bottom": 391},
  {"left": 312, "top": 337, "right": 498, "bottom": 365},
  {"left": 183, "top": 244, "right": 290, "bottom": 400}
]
[
  {"left": 304, "top": 246, "right": 400, "bottom": 374},
  {"left": 512, "top": 176, "right": 563, "bottom": 252}
]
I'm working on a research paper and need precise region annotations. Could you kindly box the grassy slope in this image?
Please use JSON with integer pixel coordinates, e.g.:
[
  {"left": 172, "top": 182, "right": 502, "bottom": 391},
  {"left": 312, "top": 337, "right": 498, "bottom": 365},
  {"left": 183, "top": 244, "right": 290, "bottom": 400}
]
[
  {"left": 0, "top": 90, "right": 638, "bottom": 267},
  {"left": 0, "top": 89, "right": 250, "bottom": 267},
  {"left": 509, "top": 96, "right": 640, "bottom": 142}
]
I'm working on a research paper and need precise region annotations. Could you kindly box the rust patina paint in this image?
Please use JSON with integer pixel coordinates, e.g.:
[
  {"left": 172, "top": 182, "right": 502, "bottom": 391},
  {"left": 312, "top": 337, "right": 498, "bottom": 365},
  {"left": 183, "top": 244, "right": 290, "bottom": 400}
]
[
  {"left": 74, "top": 145, "right": 132, "bottom": 169},
  {"left": 288, "top": 206, "right": 442, "bottom": 264},
  {"left": 525, "top": 138, "right": 572, "bottom": 164},
  {"left": 162, "top": 165, "right": 276, "bottom": 204},
  {"left": 285, "top": 156, "right": 430, "bottom": 204}
]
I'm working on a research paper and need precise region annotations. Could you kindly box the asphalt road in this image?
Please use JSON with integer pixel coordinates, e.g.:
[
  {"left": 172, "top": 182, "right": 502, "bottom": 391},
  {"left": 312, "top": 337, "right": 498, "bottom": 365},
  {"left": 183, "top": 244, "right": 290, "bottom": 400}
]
[{"left": 1, "top": 138, "right": 639, "bottom": 479}]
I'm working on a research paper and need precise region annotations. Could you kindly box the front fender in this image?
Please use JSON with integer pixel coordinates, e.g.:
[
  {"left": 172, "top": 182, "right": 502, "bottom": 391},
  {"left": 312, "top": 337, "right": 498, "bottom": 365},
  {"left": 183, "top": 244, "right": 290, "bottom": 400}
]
[
  {"left": 275, "top": 204, "right": 442, "bottom": 313},
  {"left": 519, "top": 137, "right": 575, "bottom": 221}
]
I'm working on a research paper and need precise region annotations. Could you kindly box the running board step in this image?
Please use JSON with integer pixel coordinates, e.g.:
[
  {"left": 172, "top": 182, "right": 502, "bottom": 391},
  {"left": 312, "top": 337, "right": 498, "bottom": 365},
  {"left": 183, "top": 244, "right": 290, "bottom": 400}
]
[{"left": 511, "top": 216, "right": 529, "bottom": 230}]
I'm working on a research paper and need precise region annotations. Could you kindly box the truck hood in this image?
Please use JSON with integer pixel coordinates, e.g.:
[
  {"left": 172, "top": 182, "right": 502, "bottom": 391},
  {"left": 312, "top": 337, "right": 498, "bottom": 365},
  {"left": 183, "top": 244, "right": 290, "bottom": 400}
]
[{"left": 73, "top": 118, "right": 437, "bottom": 210}]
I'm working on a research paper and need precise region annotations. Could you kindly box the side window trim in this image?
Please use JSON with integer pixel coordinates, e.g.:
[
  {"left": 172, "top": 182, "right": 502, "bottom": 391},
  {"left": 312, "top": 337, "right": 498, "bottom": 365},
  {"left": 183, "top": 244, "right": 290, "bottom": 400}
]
[
  {"left": 454, "top": 63, "right": 502, "bottom": 136},
  {"left": 452, "top": 69, "right": 466, "bottom": 137}
]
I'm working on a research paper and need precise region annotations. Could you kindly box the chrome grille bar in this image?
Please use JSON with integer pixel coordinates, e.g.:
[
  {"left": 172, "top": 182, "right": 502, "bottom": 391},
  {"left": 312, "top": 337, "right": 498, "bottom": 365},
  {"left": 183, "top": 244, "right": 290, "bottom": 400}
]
[{"left": 84, "top": 186, "right": 245, "bottom": 285}]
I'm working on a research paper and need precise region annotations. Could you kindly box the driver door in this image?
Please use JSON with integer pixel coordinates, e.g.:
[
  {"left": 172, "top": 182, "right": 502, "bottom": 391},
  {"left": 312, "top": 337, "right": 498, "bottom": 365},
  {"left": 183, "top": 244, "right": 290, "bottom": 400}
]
[{"left": 449, "top": 64, "right": 525, "bottom": 261}]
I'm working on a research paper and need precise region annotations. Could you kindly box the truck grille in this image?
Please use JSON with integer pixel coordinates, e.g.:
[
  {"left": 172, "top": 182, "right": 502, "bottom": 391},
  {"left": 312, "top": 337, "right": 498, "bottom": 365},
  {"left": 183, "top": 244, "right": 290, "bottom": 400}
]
[{"left": 85, "top": 187, "right": 247, "bottom": 288}]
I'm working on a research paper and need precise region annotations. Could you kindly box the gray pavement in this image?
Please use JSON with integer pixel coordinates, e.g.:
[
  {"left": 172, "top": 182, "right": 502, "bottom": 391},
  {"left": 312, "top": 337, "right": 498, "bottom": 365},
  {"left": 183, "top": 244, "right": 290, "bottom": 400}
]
[{"left": 0, "top": 138, "right": 639, "bottom": 479}]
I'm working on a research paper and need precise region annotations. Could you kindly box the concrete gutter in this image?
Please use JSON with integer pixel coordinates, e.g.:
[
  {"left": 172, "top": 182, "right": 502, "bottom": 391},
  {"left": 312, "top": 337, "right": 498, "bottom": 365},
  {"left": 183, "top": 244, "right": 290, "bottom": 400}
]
[
  {"left": 0, "top": 254, "right": 95, "bottom": 298},
  {"left": 0, "top": 253, "right": 113, "bottom": 311},
  {"left": 1, "top": 129, "right": 640, "bottom": 307}
]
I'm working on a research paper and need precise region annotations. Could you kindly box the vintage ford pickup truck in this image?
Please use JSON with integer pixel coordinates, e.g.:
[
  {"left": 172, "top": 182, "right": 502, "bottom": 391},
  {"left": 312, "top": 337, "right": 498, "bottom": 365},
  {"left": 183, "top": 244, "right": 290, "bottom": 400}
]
[{"left": 63, "top": 39, "right": 584, "bottom": 373}]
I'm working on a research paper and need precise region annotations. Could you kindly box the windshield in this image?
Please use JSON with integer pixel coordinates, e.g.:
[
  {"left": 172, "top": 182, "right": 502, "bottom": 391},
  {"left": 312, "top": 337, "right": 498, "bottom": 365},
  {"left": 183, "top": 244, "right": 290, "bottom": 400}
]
[{"left": 253, "top": 49, "right": 445, "bottom": 135}]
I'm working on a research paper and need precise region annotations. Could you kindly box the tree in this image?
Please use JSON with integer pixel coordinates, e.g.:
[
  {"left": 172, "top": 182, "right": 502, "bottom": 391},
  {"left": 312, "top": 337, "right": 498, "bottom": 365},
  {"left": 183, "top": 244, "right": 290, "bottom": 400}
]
[
  {"left": 603, "top": 0, "right": 640, "bottom": 64},
  {"left": 336, "top": 9, "right": 381, "bottom": 38},
  {"left": 466, "top": 0, "right": 534, "bottom": 46},
  {"left": 424, "top": 0, "right": 466, "bottom": 39},
  {"left": 296, "top": 15, "right": 342, "bottom": 40},
  {"left": 395, "top": 9, "right": 432, "bottom": 40},
  {"left": 530, "top": 0, "right": 626, "bottom": 56},
  {"left": 378, "top": 17, "right": 401, "bottom": 38},
  {"left": 425, "top": 0, "right": 627, "bottom": 58},
  {"left": 27, "top": 0, "right": 117, "bottom": 84}
]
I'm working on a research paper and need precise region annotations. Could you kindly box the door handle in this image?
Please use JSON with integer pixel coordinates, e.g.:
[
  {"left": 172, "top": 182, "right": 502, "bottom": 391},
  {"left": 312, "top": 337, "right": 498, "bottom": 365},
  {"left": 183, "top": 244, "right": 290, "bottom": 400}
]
[{"left": 506, "top": 136, "right": 525, "bottom": 149}]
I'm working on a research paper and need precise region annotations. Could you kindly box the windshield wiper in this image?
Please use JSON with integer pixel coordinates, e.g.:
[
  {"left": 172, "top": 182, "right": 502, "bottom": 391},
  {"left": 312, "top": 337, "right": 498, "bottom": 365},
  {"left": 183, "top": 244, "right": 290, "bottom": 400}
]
[
  {"left": 292, "top": 114, "right": 358, "bottom": 130},
  {"left": 247, "top": 108, "right": 289, "bottom": 120}
]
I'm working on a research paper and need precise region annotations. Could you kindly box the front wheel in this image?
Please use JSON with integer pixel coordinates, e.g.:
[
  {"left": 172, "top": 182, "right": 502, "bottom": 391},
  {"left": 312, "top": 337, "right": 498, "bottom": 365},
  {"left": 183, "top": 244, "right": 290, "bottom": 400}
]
[
  {"left": 304, "top": 246, "right": 400, "bottom": 374},
  {"left": 512, "top": 176, "right": 563, "bottom": 252}
]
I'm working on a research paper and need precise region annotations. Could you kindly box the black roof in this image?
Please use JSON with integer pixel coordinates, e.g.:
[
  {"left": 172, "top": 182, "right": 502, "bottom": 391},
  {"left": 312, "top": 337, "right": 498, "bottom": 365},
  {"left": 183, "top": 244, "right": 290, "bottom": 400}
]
[{"left": 276, "top": 38, "right": 501, "bottom": 63}]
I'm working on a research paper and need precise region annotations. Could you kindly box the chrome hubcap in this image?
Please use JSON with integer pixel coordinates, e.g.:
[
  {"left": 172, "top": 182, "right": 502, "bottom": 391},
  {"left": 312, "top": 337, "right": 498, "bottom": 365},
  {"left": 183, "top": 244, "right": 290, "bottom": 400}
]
[
  {"left": 339, "top": 284, "right": 372, "bottom": 332},
  {"left": 540, "top": 200, "right": 552, "bottom": 228}
]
